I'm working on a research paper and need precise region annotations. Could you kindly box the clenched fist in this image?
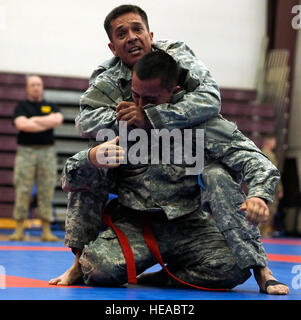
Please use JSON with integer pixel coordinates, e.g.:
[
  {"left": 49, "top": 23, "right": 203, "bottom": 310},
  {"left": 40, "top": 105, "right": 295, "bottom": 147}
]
[
  {"left": 116, "top": 101, "right": 150, "bottom": 128},
  {"left": 240, "top": 197, "right": 270, "bottom": 226}
]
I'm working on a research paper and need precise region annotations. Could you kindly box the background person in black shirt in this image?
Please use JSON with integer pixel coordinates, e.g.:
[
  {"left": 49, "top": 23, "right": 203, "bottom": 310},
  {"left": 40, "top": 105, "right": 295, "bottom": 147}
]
[{"left": 10, "top": 75, "right": 63, "bottom": 241}]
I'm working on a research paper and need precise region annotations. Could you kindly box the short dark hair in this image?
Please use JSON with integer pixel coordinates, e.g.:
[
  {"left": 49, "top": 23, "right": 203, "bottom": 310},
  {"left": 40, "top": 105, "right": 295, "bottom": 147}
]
[
  {"left": 25, "top": 74, "right": 43, "bottom": 86},
  {"left": 104, "top": 4, "right": 149, "bottom": 40},
  {"left": 262, "top": 133, "right": 276, "bottom": 141},
  {"left": 133, "top": 51, "right": 179, "bottom": 91}
]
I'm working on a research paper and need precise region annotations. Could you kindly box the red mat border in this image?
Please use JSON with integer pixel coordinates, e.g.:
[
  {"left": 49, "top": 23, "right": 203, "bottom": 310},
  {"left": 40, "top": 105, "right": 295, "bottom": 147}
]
[
  {"left": 0, "top": 246, "right": 70, "bottom": 251},
  {"left": 261, "top": 238, "right": 301, "bottom": 246},
  {"left": 4, "top": 275, "right": 91, "bottom": 288}
]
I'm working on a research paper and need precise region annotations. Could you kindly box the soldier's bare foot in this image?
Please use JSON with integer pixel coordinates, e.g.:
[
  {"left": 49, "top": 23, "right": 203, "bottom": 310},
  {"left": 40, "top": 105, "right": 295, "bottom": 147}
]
[
  {"left": 49, "top": 250, "right": 83, "bottom": 286},
  {"left": 253, "top": 266, "right": 289, "bottom": 295},
  {"left": 49, "top": 264, "right": 83, "bottom": 286}
]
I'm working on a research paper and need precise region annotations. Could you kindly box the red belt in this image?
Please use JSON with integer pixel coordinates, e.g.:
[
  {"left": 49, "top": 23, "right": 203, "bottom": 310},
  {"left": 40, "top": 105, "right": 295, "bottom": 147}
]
[
  {"left": 102, "top": 199, "right": 137, "bottom": 284},
  {"left": 102, "top": 199, "right": 228, "bottom": 291}
]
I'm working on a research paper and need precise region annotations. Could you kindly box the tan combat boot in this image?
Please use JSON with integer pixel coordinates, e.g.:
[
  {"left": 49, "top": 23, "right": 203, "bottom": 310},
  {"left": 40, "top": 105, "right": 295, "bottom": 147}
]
[
  {"left": 9, "top": 219, "right": 25, "bottom": 241},
  {"left": 40, "top": 220, "right": 59, "bottom": 241}
]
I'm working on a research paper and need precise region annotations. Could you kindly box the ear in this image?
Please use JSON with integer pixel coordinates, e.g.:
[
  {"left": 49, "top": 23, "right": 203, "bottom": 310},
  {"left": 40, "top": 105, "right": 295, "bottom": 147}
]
[
  {"left": 108, "top": 42, "right": 118, "bottom": 57},
  {"left": 149, "top": 31, "right": 154, "bottom": 45},
  {"left": 172, "top": 85, "right": 181, "bottom": 94}
]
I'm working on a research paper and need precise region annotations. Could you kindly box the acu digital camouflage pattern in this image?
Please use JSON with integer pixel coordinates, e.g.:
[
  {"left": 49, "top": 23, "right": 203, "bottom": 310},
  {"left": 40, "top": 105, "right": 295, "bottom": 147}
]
[
  {"left": 260, "top": 147, "right": 284, "bottom": 236},
  {"left": 76, "top": 40, "right": 221, "bottom": 138},
  {"left": 64, "top": 39, "right": 222, "bottom": 249},
  {"left": 63, "top": 114, "right": 279, "bottom": 270},
  {"left": 79, "top": 203, "right": 251, "bottom": 288},
  {"left": 62, "top": 151, "right": 113, "bottom": 249},
  {"left": 63, "top": 39, "right": 280, "bottom": 273},
  {"left": 13, "top": 145, "right": 57, "bottom": 221},
  {"left": 199, "top": 115, "right": 279, "bottom": 269}
]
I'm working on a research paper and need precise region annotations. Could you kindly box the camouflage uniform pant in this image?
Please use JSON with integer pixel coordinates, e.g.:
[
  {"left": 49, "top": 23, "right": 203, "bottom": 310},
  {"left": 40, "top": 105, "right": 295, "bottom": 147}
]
[
  {"left": 65, "top": 163, "right": 268, "bottom": 270},
  {"left": 64, "top": 191, "right": 108, "bottom": 249},
  {"left": 201, "top": 161, "right": 268, "bottom": 269},
  {"left": 13, "top": 145, "right": 57, "bottom": 221},
  {"left": 79, "top": 204, "right": 251, "bottom": 288}
]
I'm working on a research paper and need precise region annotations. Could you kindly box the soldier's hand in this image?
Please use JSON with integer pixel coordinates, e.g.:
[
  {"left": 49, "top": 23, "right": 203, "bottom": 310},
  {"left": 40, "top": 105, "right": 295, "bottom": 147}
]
[
  {"left": 89, "top": 136, "right": 125, "bottom": 168},
  {"left": 116, "top": 101, "right": 150, "bottom": 129},
  {"left": 239, "top": 197, "right": 269, "bottom": 226}
]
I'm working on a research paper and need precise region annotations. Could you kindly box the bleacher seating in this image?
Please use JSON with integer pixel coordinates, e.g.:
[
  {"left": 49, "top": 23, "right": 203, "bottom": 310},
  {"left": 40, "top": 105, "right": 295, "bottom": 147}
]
[
  {"left": 220, "top": 88, "right": 275, "bottom": 147},
  {"left": 0, "top": 72, "right": 276, "bottom": 221}
]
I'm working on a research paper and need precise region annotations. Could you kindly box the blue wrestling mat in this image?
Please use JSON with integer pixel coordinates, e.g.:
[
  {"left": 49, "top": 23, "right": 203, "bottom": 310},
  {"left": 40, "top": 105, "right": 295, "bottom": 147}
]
[{"left": 0, "top": 234, "right": 300, "bottom": 301}]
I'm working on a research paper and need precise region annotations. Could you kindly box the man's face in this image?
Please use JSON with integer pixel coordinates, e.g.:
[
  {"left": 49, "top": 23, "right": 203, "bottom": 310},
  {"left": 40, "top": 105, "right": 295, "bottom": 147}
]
[
  {"left": 108, "top": 12, "right": 153, "bottom": 68},
  {"left": 267, "top": 138, "right": 276, "bottom": 150},
  {"left": 131, "top": 72, "right": 176, "bottom": 108},
  {"left": 26, "top": 76, "right": 44, "bottom": 102}
]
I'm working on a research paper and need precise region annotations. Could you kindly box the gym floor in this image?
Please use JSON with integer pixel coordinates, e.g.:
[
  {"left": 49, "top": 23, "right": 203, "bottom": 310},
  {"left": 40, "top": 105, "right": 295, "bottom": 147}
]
[{"left": 0, "top": 228, "right": 300, "bottom": 301}]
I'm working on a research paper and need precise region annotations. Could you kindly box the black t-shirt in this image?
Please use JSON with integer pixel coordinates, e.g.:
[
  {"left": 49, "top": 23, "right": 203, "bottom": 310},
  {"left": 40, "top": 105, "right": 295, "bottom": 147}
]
[{"left": 13, "top": 100, "right": 61, "bottom": 145}]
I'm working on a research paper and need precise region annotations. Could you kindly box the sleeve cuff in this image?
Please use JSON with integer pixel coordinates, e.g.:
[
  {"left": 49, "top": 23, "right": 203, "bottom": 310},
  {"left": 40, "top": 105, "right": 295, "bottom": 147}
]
[
  {"left": 144, "top": 104, "right": 165, "bottom": 129},
  {"left": 246, "top": 192, "right": 274, "bottom": 204}
]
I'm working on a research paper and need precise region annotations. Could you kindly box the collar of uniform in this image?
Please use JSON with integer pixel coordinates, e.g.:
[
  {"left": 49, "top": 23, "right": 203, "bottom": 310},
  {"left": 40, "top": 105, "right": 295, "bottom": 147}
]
[
  {"left": 170, "top": 90, "right": 185, "bottom": 104},
  {"left": 116, "top": 59, "right": 132, "bottom": 87},
  {"left": 152, "top": 39, "right": 175, "bottom": 52}
]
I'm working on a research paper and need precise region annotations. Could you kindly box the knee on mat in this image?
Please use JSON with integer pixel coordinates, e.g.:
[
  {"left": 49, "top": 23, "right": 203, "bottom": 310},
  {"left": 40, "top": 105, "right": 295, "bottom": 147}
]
[
  {"left": 199, "top": 258, "right": 251, "bottom": 289},
  {"left": 79, "top": 247, "right": 127, "bottom": 286},
  {"left": 225, "top": 266, "right": 252, "bottom": 289}
]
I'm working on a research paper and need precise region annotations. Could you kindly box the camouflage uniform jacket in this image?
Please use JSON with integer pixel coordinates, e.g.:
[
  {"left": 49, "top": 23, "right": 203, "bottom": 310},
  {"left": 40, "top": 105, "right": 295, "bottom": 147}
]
[
  {"left": 75, "top": 39, "right": 221, "bottom": 138},
  {"left": 62, "top": 113, "right": 280, "bottom": 221}
]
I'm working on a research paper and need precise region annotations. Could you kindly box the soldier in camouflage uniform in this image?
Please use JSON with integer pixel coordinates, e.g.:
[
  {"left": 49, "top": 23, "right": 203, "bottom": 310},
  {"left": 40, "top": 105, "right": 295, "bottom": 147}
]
[
  {"left": 51, "top": 49, "right": 288, "bottom": 294},
  {"left": 66, "top": 5, "right": 221, "bottom": 253},
  {"left": 11, "top": 75, "right": 64, "bottom": 241},
  {"left": 49, "top": 5, "right": 288, "bottom": 294}
]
